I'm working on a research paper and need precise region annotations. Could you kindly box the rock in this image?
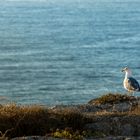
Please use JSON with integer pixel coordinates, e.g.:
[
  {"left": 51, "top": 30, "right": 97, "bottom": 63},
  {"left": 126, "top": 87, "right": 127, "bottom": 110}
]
[
  {"left": 85, "top": 122, "right": 111, "bottom": 135},
  {"left": 11, "top": 136, "right": 140, "bottom": 140},
  {"left": 11, "top": 136, "right": 68, "bottom": 140},
  {"left": 112, "top": 102, "right": 132, "bottom": 112},
  {"left": 94, "top": 136, "right": 140, "bottom": 140},
  {"left": 136, "top": 125, "right": 140, "bottom": 136},
  {"left": 88, "top": 95, "right": 139, "bottom": 113},
  {"left": 120, "top": 124, "right": 135, "bottom": 136},
  {"left": 11, "top": 136, "right": 46, "bottom": 140},
  {"left": 84, "top": 115, "right": 140, "bottom": 136}
]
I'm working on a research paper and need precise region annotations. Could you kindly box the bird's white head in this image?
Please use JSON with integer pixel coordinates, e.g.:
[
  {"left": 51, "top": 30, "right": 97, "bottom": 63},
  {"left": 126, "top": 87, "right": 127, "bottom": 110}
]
[{"left": 121, "top": 67, "right": 132, "bottom": 78}]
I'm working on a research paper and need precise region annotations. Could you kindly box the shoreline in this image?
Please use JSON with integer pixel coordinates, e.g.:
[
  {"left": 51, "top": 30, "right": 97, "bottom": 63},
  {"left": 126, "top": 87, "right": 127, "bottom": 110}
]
[{"left": 0, "top": 93, "right": 140, "bottom": 140}]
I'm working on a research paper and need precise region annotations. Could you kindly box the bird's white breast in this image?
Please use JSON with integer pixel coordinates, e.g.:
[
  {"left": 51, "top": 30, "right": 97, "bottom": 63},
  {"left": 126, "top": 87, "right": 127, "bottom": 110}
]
[{"left": 123, "top": 78, "right": 128, "bottom": 90}]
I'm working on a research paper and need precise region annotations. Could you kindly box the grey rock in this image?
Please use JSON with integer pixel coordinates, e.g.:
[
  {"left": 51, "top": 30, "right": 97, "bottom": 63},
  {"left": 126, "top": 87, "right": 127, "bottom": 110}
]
[
  {"left": 11, "top": 136, "right": 140, "bottom": 140},
  {"left": 85, "top": 122, "right": 111, "bottom": 135},
  {"left": 120, "top": 124, "right": 135, "bottom": 136},
  {"left": 112, "top": 102, "right": 132, "bottom": 112}
]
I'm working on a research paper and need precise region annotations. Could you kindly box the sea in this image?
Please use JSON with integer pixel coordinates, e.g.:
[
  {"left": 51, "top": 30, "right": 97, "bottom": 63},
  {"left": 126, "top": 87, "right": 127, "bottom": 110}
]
[{"left": 0, "top": 0, "right": 140, "bottom": 105}]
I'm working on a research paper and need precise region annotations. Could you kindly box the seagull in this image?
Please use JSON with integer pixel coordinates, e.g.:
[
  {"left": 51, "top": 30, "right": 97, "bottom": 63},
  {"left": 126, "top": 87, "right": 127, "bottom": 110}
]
[{"left": 122, "top": 67, "right": 140, "bottom": 95}]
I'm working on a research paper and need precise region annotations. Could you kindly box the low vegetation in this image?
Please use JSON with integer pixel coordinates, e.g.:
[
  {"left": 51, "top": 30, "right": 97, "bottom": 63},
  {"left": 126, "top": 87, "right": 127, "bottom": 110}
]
[
  {"left": 0, "top": 93, "right": 139, "bottom": 139},
  {"left": 52, "top": 128, "right": 105, "bottom": 140},
  {"left": 0, "top": 104, "right": 89, "bottom": 139},
  {"left": 88, "top": 93, "right": 137, "bottom": 105}
]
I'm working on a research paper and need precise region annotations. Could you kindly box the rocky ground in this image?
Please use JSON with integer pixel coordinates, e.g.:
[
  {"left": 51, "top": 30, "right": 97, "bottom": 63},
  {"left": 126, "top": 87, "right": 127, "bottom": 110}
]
[
  {"left": 51, "top": 94, "right": 140, "bottom": 137},
  {"left": 0, "top": 93, "right": 140, "bottom": 140}
]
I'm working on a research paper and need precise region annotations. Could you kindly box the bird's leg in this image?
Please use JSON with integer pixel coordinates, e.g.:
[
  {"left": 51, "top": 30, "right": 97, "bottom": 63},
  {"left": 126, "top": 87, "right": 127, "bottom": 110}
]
[
  {"left": 127, "top": 91, "right": 131, "bottom": 96},
  {"left": 127, "top": 91, "right": 133, "bottom": 97},
  {"left": 132, "top": 92, "right": 134, "bottom": 96},
  {"left": 127, "top": 92, "right": 130, "bottom": 95}
]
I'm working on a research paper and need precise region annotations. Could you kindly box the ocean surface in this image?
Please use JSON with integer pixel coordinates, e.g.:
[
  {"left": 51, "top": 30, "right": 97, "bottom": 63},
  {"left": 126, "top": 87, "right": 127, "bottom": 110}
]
[{"left": 0, "top": 0, "right": 140, "bottom": 105}]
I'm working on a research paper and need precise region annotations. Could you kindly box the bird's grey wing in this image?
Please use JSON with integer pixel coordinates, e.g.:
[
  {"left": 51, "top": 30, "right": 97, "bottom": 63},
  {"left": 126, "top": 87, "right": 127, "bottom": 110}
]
[{"left": 127, "top": 77, "right": 140, "bottom": 91}]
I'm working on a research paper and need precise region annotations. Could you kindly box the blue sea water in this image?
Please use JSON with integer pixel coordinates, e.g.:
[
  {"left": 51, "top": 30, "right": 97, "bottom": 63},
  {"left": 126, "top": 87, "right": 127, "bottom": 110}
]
[{"left": 0, "top": 0, "right": 140, "bottom": 105}]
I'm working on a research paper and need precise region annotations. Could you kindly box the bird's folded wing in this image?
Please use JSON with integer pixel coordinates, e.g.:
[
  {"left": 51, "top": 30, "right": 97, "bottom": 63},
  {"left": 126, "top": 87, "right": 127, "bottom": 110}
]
[{"left": 127, "top": 77, "right": 140, "bottom": 91}]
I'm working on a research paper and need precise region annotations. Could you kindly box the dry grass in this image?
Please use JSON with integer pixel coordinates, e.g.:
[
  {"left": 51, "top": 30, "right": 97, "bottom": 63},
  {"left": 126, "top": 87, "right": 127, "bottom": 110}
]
[
  {"left": 88, "top": 93, "right": 136, "bottom": 105},
  {"left": 129, "top": 104, "right": 140, "bottom": 115},
  {"left": 0, "top": 104, "right": 50, "bottom": 138},
  {"left": 0, "top": 104, "right": 89, "bottom": 139}
]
